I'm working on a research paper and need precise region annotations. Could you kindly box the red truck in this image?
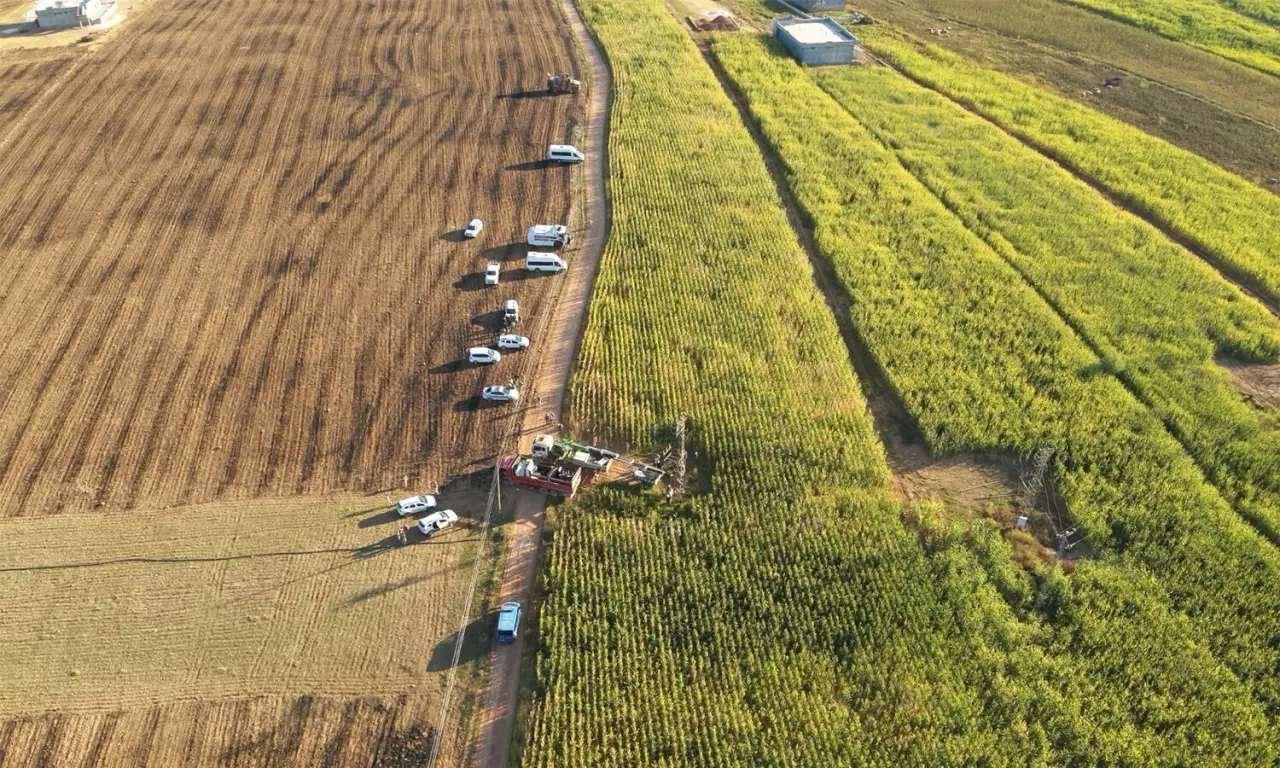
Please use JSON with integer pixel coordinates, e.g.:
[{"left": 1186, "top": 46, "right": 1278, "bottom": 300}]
[{"left": 500, "top": 455, "right": 583, "bottom": 497}]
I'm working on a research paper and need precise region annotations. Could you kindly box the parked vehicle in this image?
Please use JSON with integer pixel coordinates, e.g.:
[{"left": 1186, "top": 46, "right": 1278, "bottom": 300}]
[
  {"left": 468, "top": 347, "right": 501, "bottom": 365},
  {"left": 417, "top": 509, "right": 458, "bottom": 537},
  {"left": 547, "top": 73, "right": 580, "bottom": 94},
  {"left": 527, "top": 224, "right": 571, "bottom": 247},
  {"left": 484, "top": 262, "right": 500, "bottom": 286},
  {"left": 503, "top": 299, "right": 520, "bottom": 327},
  {"left": 500, "top": 454, "right": 582, "bottom": 496},
  {"left": 396, "top": 495, "right": 437, "bottom": 517},
  {"left": 483, "top": 385, "right": 520, "bottom": 402},
  {"left": 496, "top": 601, "right": 522, "bottom": 643},
  {"left": 464, "top": 218, "right": 483, "bottom": 238},
  {"left": 547, "top": 144, "right": 584, "bottom": 163},
  {"left": 530, "top": 434, "right": 616, "bottom": 472},
  {"left": 526, "top": 252, "right": 568, "bottom": 273},
  {"left": 497, "top": 334, "right": 530, "bottom": 350}
]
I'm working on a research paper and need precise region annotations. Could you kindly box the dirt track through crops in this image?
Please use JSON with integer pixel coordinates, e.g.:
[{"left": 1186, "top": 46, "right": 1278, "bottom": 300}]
[
  {"left": 0, "top": 0, "right": 583, "bottom": 518},
  {"left": 467, "top": 0, "right": 613, "bottom": 762}
]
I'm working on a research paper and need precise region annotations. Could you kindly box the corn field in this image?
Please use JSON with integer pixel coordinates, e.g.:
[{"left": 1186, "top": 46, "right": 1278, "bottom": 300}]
[
  {"left": 518, "top": 0, "right": 1279, "bottom": 762},
  {"left": 863, "top": 32, "right": 1280, "bottom": 308},
  {"left": 711, "top": 31, "right": 1280, "bottom": 740},
  {"left": 813, "top": 63, "right": 1280, "bottom": 546},
  {"left": 1057, "top": 0, "right": 1280, "bottom": 75}
]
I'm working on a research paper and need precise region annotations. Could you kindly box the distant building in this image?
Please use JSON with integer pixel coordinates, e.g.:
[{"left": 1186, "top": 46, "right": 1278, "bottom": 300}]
[
  {"left": 791, "top": 0, "right": 847, "bottom": 11},
  {"left": 35, "top": 0, "right": 106, "bottom": 29},
  {"left": 772, "top": 17, "right": 858, "bottom": 66}
]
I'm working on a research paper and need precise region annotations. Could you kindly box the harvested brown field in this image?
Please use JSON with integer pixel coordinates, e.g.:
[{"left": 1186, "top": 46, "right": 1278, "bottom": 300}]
[
  {"left": 0, "top": 0, "right": 584, "bottom": 760},
  {"left": 0, "top": 692, "right": 444, "bottom": 766},
  {"left": 0, "top": 491, "right": 498, "bottom": 766},
  {"left": 0, "top": 0, "right": 584, "bottom": 519}
]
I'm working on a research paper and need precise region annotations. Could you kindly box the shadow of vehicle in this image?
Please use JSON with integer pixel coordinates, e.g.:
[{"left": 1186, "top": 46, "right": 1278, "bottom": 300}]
[
  {"left": 498, "top": 267, "right": 545, "bottom": 284},
  {"left": 428, "top": 359, "right": 466, "bottom": 376},
  {"left": 439, "top": 228, "right": 469, "bottom": 242},
  {"left": 352, "top": 530, "right": 411, "bottom": 560},
  {"left": 470, "top": 309, "right": 505, "bottom": 333},
  {"left": 357, "top": 508, "right": 403, "bottom": 529},
  {"left": 454, "top": 271, "right": 492, "bottom": 292},
  {"left": 506, "top": 159, "right": 552, "bottom": 172},
  {"left": 482, "top": 242, "right": 524, "bottom": 261},
  {"left": 426, "top": 616, "right": 490, "bottom": 671},
  {"left": 497, "top": 89, "right": 550, "bottom": 100}
]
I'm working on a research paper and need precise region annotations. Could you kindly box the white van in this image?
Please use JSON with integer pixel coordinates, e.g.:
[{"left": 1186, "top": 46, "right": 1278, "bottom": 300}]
[
  {"left": 504, "top": 299, "right": 520, "bottom": 327},
  {"left": 547, "top": 144, "right": 584, "bottom": 163},
  {"left": 526, "top": 252, "right": 568, "bottom": 273},
  {"left": 527, "top": 224, "right": 571, "bottom": 247}
]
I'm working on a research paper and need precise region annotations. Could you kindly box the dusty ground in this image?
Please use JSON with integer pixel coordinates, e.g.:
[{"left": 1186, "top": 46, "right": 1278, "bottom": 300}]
[
  {"left": 0, "top": 488, "right": 494, "bottom": 765},
  {"left": 1220, "top": 357, "right": 1280, "bottom": 410},
  {"left": 0, "top": 0, "right": 584, "bottom": 758},
  {"left": 0, "top": 693, "right": 442, "bottom": 766},
  {"left": 0, "top": 0, "right": 582, "bottom": 519},
  {"left": 469, "top": 0, "right": 613, "bottom": 761}
]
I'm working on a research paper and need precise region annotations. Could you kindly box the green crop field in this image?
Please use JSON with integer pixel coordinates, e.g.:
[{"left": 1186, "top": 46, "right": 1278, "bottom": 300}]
[
  {"left": 1057, "top": 0, "right": 1280, "bottom": 75},
  {"left": 710, "top": 30, "right": 1280, "bottom": 732},
  {"left": 862, "top": 33, "right": 1280, "bottom": 308},
  {"left": 516, "top": 0, "right": 1280, "bottom": 761},
  {"left": 811, "top": 63, "right": 1280, "bottom": 545}
]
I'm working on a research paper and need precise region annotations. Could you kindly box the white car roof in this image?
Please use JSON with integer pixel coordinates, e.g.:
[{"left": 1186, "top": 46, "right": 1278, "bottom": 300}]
[
  {"left": 469, "top": 218, "right": 482, "bottom": 225},
  {"left": 549, "top": 144, "right": 578, "bottom": 152},
  {"left": 470, "top": 346, "right": 494, "bottom": 354},
  {"left": 486, "top": 262, "right": 500, "bottom": 269}
]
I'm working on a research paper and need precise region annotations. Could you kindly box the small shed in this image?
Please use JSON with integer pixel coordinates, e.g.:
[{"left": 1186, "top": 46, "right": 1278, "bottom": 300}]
[
  {"left": 791, "top": 0, "right": 847, "bottom": 11},
  {"left": 34, "top": 0, "right": 106, "bottom": 29},
  {"left": 772, "top": 17, "right": 858, "bottom": 66}
]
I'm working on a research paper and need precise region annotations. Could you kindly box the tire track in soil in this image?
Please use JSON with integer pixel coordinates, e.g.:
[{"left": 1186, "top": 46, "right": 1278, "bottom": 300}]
[{"left": 466, "top": 0, "right": 613, "bottom": 762}]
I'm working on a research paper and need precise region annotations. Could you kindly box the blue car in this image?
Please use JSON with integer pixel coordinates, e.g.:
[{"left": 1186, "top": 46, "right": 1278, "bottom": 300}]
[{"left": 496, "top": 601, "right": 522, "bottom": 643}]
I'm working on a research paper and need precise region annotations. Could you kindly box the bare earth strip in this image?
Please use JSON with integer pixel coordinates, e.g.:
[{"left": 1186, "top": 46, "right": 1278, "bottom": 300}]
[{"left": 469, "top": 0, "right": 613, "bottom": 762}]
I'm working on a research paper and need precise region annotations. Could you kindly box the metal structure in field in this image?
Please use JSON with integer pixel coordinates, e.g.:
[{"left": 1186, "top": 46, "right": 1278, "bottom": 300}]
[{"left": 772, "top": 16, "right": 858, "bottom": 66}]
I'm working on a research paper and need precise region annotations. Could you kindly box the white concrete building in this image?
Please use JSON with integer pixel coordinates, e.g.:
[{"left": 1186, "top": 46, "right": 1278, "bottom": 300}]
[{"left": 772, "top": 17, "right": 858, "bottom": 66}]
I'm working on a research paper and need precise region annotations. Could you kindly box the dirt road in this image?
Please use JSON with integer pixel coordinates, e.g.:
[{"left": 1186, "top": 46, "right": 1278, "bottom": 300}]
[{"left": 468, "top": 0, "right": 613, "bottom": 764}]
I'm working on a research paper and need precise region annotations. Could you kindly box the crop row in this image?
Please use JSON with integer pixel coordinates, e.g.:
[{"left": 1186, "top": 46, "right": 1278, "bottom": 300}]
[
  {"left": 1058, "top": 0, "right": 1280, "bottom": 75},
  {"left": 861, "top": 32, "right": 1280, "bottom": 309},
  {"left": 521, "top": 0, "right": 1279, "bottom": 761},
  {"left": 811, "top": 64, "right": 1280, "bottom": 545},
  {"left": 711, "top": 32, "right": 1280, "bottom": 731}
]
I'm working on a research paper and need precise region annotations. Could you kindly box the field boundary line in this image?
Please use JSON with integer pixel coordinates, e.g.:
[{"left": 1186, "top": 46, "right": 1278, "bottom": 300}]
[
  {"left": 862, "top": 44, "right": 1280, "bottom": 316},
  {"left": 461, "top": 0, "right": 614, "bottom": 761},
  {"left": 692, "top": 37, "right": 920, "bottom": 470},
  {"left": 0, "top": 538, "right": 479, "bottom": 573},
  {"left": 823, "top": 50, "right": 1280, "bottom": 549},
  {"left": 868, "top": 4, "right": 1280, "bottom": 134}
]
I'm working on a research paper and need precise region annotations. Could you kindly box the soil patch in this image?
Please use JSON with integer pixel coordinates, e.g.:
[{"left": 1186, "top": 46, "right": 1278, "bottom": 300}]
[{"left": 1219, "top": 357, "right": 1280, "bottom": 410}]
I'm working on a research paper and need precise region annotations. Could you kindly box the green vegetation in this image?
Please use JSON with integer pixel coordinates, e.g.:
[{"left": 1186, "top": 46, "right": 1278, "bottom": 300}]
[
  {"left": 711, "top": 32, "right": 1280, "bottom": 723},
  {"left": 862, "top": 32, "right": 1280, "bottom": 308},
  {"left": 1217, "top": 0, "right": 1280, "bottom": 23},
  {"left": 1057, "top": 0, "right": 1280, "bottom": 75},
  {"left": 813, "top": 64, "right": 1280, "bottom": 544},
  {"left": 521, "top": 0, "right": 1280, "bottom": 758}
]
